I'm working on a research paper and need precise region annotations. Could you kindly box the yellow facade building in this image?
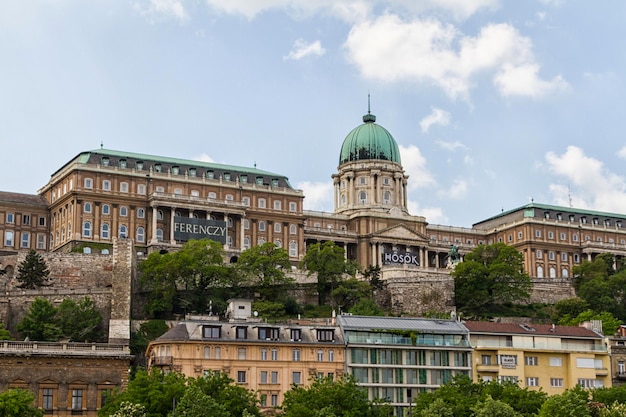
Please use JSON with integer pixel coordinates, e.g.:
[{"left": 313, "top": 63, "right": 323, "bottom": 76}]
[{"left": 464, "top": 320, "right": 611, "bottom": 394}]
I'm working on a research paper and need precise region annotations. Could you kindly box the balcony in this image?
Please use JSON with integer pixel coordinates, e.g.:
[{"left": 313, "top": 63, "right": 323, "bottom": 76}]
[
  {"left": 151, "top": 356, "right": 173, "bottom": 366},
  {"left": 475, "top": 364, "right": 500, "bottom": 373}
]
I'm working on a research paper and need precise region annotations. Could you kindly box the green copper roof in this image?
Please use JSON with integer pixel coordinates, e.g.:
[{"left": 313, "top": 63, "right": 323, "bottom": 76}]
[{"left": 339, "top": 112, "right": 401, "bottom": 165}]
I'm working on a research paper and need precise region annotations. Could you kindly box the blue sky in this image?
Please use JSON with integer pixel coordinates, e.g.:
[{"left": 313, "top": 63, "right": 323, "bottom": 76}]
[{"left": 1, "top": 0, "right": 625, "bottom": 227}]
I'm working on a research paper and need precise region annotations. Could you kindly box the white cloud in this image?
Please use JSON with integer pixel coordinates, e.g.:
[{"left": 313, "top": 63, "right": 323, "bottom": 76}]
[
  {"left": 192, "top": 153, "right": 214, "bottom": 162},
  {"left": 135, "top": 0, "right": 189, "bottom": 22},
  {"left": 437, "top": 178, "right": 468, "bottom": 199},
  {"left": 399, "top": 144, "right": 437, "bottom": 190},
  {"left": 493, "top": 63, "right": 569, "bottom": 98},
  {"left": 435, "top": 140, "right": 466, "bottom": 152},
  {"left": 298, "top": 180, "right": 334, "bottom": 211},
  {"left": 344, "top": 16, "right": 567, "bottom": 100},
  {"left": 618, "top": 146, "right": 626, "bottom": 159},
  {"left": 283, "top": 39, "right": 326, "bottom": 61},
  {"left": 463, "top": 155, "right": 474, "bottom": 166},
  {"left": 407, "top": 199, "right": 447, "bottom": 223},
  {"left": 420, "top": 107, "right": 451, "bottom": 132},
  {"left": 545, "top": 146, "right": 626, "bottom": 213}
]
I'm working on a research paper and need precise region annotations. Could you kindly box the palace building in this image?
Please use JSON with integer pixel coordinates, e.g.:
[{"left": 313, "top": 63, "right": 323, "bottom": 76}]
[{"left": 2, "top": 108, "right": 626, "bottom": 308}]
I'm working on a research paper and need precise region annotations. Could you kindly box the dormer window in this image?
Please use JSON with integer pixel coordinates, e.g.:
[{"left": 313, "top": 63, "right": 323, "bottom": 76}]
[
  {"left": 316, "top": 329, "right": 334, "bottom": 342},
  {"left": 258, "top": 327, "right": 280, "bottom": 341},
  {"left": 119, "top": 159, "right": 127, "bottom": 168},
  {"left": 136, "top": 161, "right": 144, "bottom": 170},
  {"left": 171, "top": 166, "right": 179, "bottom": 175},
  {"left": 290, "top": 329, "right": 301, "bottom": 341},
  {"left": 189, "top": 168, "right": 196, "bottom": 177},
  {"left": 206, "top": 170, "right": 214, "bottom": 179},
  {"left": 236, "top": 326, "right": 247, "bottom": 339},
  {"left": 203, "top": 326, "right": 220, "bottom": 338},
  {"left": 223, "top": 173, "right": 231, "bottom": 181},
  {"left": 101, "top": 157, "right": 109, "bottom": 166},
  {"left": 154, "top": 164, "right": 162, "bottom": 173}
]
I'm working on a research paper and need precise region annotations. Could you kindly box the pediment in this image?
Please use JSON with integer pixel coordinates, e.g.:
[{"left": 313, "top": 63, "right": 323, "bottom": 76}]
[{"left": 372, "top": 223, "right": 429, "bottom": 243}]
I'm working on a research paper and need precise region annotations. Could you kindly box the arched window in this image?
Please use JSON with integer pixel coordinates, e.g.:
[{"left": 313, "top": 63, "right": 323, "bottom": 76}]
[
  {"left": 101, "top": 223, "right": 110, "bottom": 239},
  {"left": 244, "top": 237, "right": 251, "bottom": 249},
  {"left": 258, "top": 198, "right": 266, "bottom": 208},
  {"left": 156, "top": 228, "right": 164, "bottom": 242},
  {"left": 157, "top": 210, "right": 164, "bottom": 220},
  {"left": 258, "top": 238, "right": 266, "bottom": 245},
  {"left": 137, "top": 208, "right": 145, "bottom": 218},
  {"left": 549, "top": 267, "right": 556, "bottom": 278},
  {"left": 227, "top": 217, "right": 233, "bottom": 228},
  {"left": 341, "top": 195, "right": 346, "bottom": 206},
  {"left": 359, "top": 192, "right": 367, "bottom": 204},
  {"left": 274, "top": 239, "right": 282, "bottom": 248},
  {"left": 274, "top": 223, "right": 281, "bottom": 233},
  {"left": 289, "top": 241, "right": 298, "bottom": 257},
  {"left": 384, "top": 191, "right": 391, "bottom": 204},
  {"left": 562, "top": 268, "right": 569, "bottom": 278},
  {"left": 243, "top": 219, "right": 250, "bottom": 230},
  {"left": 83, "top": 202, "right": 92, "bottom": 213},
  {"left": 290, "top": 224, "right": 297, "bottom": 235},
  {"left": 120, "top": 206, "right": 128, "bottom": 217},
  {"left": 208, "top": 192, "right": 217, "bottom": 199},
  {"left": 102, "top": 204, "right": 110, "bottom": 215},
  {"left": 83, "top": 221, "right": 91, "bottom": 237},
  {"left": 259, "top": 221, "right": 266, "bottom": 231},
  {"left": 136, "top": 227, "right": 145, "bottom": 242},
  {"left": 536, "top": 266, "right": 544, "bottom": 278},
  {"left": 119, "top": 225, "right": 128, "bottom": 238}
]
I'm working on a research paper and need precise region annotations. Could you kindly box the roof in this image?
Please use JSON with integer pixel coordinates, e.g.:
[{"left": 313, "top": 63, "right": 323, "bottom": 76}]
[
  {"left": 473, "top": 202, "right": 626, "bottom": 227},
  {"left": 463, "top": 320, "right": 602, "bottom": 338},
  {"left": 337, "top": 315, "right": 468, "bottom": 334},
  {"left": 0, "top": 191, "right": 48, "bottom": 206},
  {"left": 339, "top": 113, "right": 401, "bottom": 165},
  {"left": 50, "top": 148, "right": 296, "bottom": 189}
]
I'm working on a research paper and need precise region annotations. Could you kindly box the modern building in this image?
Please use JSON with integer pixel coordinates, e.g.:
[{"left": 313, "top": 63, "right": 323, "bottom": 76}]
[
  {"left": 608, "top": 325, "right": 626, "bottom": 386},
  {"left": 0, "top": 340, "right": 132, "bottom": 417},
  {"left": 337, "top": 315, "right": 471, "bottom": 417},
  {"left": 147, "top": 304, "right": 344, "bottom": 412},
  {"left": 464, "top": 320, "right": 611, "bottom": 395}
]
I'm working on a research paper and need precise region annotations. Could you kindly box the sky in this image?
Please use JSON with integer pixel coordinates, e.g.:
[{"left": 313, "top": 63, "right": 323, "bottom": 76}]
[{"left": 1, "top": 0, "right": 626, "bottom": 228}]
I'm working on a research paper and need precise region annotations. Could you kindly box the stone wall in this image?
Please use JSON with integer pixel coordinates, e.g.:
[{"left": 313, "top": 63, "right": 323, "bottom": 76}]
[
  {"left": 382, "top": 267, "right": 456, "bottom": 316},
  {"left": 528, "top": 278, "right": 576, "bottom": 304}
]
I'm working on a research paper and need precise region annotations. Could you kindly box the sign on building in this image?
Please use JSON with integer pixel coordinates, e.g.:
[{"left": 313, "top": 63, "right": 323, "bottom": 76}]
[
  {"left": 173, "top": 216, "right": 227, "bottom": 244},
  {"left": 382, "top": 251, "right": 420, "bottom": 266}
]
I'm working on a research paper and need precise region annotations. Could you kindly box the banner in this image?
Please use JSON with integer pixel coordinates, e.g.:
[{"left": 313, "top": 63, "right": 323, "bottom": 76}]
[{"left": 173, "top": 216, "right": 227, "bottom": 244}]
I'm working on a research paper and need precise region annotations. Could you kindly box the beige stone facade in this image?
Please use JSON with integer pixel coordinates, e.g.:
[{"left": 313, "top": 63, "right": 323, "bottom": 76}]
[{"left": 147, "top": 316, "right": 345, "bottom": 411}]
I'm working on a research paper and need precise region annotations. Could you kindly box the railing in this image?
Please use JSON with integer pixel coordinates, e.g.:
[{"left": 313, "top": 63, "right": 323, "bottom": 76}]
[
  {"left": 0, "top": 341, "right": 130, "bottom": 355},
  {"left": 151, "top": 356, "right": 173, "bottom": 365},
  {"left": 347, "top": 334, "right": 470, "bottom": 347}
]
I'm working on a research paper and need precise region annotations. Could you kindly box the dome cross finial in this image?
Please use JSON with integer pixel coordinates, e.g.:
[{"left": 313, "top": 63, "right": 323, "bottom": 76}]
[{"left": 363, "top": 93, "right": 376, "bottom": 123}]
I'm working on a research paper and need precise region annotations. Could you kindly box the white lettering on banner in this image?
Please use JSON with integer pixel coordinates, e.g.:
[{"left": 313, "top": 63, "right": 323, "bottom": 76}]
[{"left": 382, "top": 251, "right": 419, "bottom": 266}]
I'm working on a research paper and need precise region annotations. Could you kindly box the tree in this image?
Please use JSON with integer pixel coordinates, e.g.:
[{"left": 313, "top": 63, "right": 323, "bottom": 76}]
[
  {"left": 236, "top": 242, "right": 293, "bottom": 300},
  {"left": 552, "top": 298, "right": 590, "bottom": 323},
  {"left": 98, "top": 369, "right": 188, "bottom": 417},
  {"left": 558, "top": 309, "right": 621, "bottom": 335},
  {"left": 472, "top": 396, "right": 521, "bottom": 417},
  {"left": 56, "top": 297, "right": 104, "bottom": 342},
  {"left": 332, "top": 277, "right": 372, "bottom": 312},
  {"left": 0, "top": 388, "right": 43, "bottom": 417},
  {"left": 192, "top": 371, "right": 261, "bottom": 417},
  {"left": 281, "top": 375, "right": 391, "bottom": 417},
  {"left": 16, "top": 250, "right": 51, "bottom": 289},
  {"left": 170, "top": 384, "right": 229, "bottom": 417},
  {"left": 300, "top": 242, "right": 357, "bottom": 305},
  {"left": 538, "top": 386, "right": 591, "bottom": 417},
  {"left": 418, "top": 398, "right": 454, "bottom": 417},
  {"left": 17, "top": 298, "right": 61, "bottom": 341},
  {"left": 111, "top": 402, "right": 147, "bottom": 417},
  {"left": 452, "top": 243, "right": 531, "bottom": 318},
  {"left": 139, "top": 239, "right": 238, "bottom": 317}
]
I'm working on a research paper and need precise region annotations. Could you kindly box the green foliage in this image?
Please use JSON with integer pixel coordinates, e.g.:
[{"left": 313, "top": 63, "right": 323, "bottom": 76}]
[
  {"left": 170, "top": 384, "right": 228, "bottom": 417},
  {"left": 130, "top": 319, "right": 169, "bottom": 356},
  {"left": 558, "top": 310, "right": 621, "bottom": 335},
  {"left": 0, "top": 323, "right": 13, "bottom": 340},
  {"left": 237, "top": 242, "right": 294, "bottom": 301},
  {"left": 599, "top": 402, "right": 626, "bottom": 417},
  {"left": 552, "top": 298, "right": 590, "bottom": 322},
  {"left": 538, "top": 386, "right": 591, "bottom": 417},
  {"left": 0, "top": 388, "right": 43, "bottom": 417},
  {"left": 111, "top": 402, "right": 147, "bottom": 417},
  {"left": 363, "top": 265, "right": 384, "bottom": 291},
  {"left": 16, "top": 250, "right": 51, "bottom": 289},
  {"left": 17, "top": 298, "right": 61, "bottom": 341},
  {"left": 332, "top": 278, "right": 373, "bottom": 312},
  {"left": 253, "top": 300, "right": 286, "bottom": 319},
  {"left": 300, "top": 241, "right": 356, "bottom": 305},
  {"left": 418, "top": 398, "right": 454, "bottom": 417},
  {"left": 99, "top": 369, "right": 260, "bottom": 417},
  {"left": 412, "top": 375, "right": 546, "bottom": 417},
  {"left": 452, "top": 243, "right": 531, "bottom": 318},
  {"left": 281, "top": 375, "right": 391, "bottom": 417},
  {"left": 472, "top": 395, "right": 521, "bottom": 417},
  {"left": 349, "top": 298, "right": 385, "bottom": 316},
  {"left": 139, "top": 239, "right": 240, "bottom": 317},
  {"left": 192, "top": 370, "right": 261, "bottom": 417},
  {"left": 98, "top": 369, "right": 189, "bottom": 417},
  {"left": 56, "top": 297, "right": 104, "bottom": 342},
  {"left": 593, "top": 385, "right": 626, "bottom": 407}
]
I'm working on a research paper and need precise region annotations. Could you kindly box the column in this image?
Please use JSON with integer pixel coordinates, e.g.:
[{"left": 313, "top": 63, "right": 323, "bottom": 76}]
[
  {"left": 170, "top": 208, "right": 176, "bottom": 244},
  {"left": 151, "top": 207, "right": 158, "bottom": 244},
  {"left": 240, "top": 217, "right": 245, "bottom": 251},
  {"left": 224, "top": 214, "right": 229, "bottom": 250}
]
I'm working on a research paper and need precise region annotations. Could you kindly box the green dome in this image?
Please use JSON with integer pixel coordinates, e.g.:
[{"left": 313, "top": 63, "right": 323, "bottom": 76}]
[{"left": 339, "top": 112, "right": 401, "bottom": 165}]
